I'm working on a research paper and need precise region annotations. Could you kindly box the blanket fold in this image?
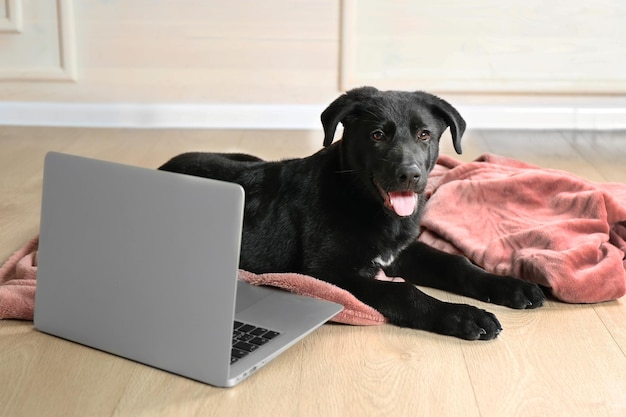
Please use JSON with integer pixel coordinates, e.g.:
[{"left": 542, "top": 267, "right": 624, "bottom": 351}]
[
  {"left": 0, "top": 237, "right": 38, "bottom": 320},
  {"left": 419, "top": 153, "right": 626, "bottom": 303},
  {"left": 2, "top": 153, "right": 625, "bottom": 322}
]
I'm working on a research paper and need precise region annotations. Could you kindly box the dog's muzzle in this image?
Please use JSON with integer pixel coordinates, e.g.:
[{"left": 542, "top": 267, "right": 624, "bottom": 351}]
[
  {"left": 374, "top": 181, "right": 419, "bottom": 217},
  {"left": 372, "top": 164, "right": 423, "bottom": 217}
]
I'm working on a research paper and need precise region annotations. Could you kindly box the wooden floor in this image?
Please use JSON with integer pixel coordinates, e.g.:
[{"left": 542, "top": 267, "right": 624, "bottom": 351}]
[{"left": 1, "top": 126, "right": 625, "bottom": 417}]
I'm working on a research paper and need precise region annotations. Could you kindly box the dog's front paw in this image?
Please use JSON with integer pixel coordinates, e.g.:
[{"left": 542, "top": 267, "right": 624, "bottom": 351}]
[
  {"left": 434, "top": 304, "right": 502, "bottom": 341},
  {"left": 483, "top": 276, "right": 546, "bottom": 310}
]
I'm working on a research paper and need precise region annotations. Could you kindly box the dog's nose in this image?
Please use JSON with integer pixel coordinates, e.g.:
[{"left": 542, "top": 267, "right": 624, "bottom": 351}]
[{"left": 397, "top": 164, "right": 422, "bottom": 185}]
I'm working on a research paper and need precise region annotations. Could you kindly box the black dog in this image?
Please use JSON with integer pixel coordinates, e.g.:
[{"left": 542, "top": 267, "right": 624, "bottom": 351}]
[{"left": 159, "top": 87, "right": 545, "bottom": 340}]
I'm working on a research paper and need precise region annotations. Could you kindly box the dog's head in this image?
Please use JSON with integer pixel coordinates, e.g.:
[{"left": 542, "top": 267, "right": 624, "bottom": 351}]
[{"left": 321, "top": 87, "right": 466, "bottom": 217}]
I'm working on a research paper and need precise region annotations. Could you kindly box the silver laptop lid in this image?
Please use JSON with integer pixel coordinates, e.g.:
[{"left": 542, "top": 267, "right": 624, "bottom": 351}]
[{"left": 35, "top": 152, "right": 244, "bottom": 385}]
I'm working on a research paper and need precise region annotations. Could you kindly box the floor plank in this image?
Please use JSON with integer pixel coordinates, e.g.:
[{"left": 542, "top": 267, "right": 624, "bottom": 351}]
[
  {"left": 477, "top": 129, "right": 607, "bottom": 181},
  {"left": 565, "top": 130, "right": 626, "bottom": 183}
]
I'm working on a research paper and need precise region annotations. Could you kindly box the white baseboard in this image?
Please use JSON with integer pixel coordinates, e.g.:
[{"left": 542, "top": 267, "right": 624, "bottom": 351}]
[
  {"left": 0, "top": 102, "right": 325, "bottom": 130},
  {"left": 1, "top": 101, "right": 626, "bottom": 130},
  {"left": 458, "top": 105, "right": 626, "bottom": 130}
]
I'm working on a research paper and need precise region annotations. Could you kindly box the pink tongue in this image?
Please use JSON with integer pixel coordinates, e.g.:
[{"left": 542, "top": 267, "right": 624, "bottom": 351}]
[{"left": 389, "top": 192, "right": 418, "bottom": 216}]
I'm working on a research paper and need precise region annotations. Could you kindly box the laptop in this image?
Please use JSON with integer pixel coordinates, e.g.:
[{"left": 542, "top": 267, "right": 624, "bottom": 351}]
[{"left": 34, "top": 152, "right": 343, "bottom": 387}]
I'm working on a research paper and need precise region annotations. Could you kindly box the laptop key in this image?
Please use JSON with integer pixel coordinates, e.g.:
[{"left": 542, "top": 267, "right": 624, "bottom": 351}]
[
  {"left": 238, "top": 333, "right": 254, "bottom": 342},
  {"left": 232, "top": 347, "right": 248, "bottom": 359},
  {"left": 250, "top": 337, "right": 270, "bottom": 346},
  {"left": 250, "top": 327, "right": 268, "bottom": 336},
  {"left": 238, "top": 324, "right": 256, "bottom": 333},
  {"left": 263, "top": 331, "right": 280, "bottom": 339},
  {"left": 233, "top": 321, "right": 244, "bottom": 330},
  {"left": 233, "top": 341, "right": 259, "bottom": 353}
]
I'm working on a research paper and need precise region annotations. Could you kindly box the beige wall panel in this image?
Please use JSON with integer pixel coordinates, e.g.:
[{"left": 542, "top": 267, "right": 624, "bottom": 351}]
[
  {"left": 0, "top": 0, "right": 339, "bottom": 104},
  {"left": 0, "top": 0, "right": 75, "bottom": 80},
  {"left": 4, "top": 0, "right": 625, "bottom": 112},
  {"left": 342, "top": 0, "right": 626, "bottom": 94},
  {"left": 0, "top": 0, "right": 22, "bottom": 32}
]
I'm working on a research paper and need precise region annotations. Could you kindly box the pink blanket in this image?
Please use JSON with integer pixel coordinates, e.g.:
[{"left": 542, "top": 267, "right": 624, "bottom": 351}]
[
  {"left": 419, "top": 153, "right": 626, "bottom": 303},
  {"left": 2, "top": 153, "right": 625, "bottom": 321},
  {"left": 0, "top": 237, "right": 38, "bottom": 320}
]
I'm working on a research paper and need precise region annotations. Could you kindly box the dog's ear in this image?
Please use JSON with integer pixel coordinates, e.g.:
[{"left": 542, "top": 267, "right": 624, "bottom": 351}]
[
  {"left": 427, "top": 95, "right": 466, "bottom": 154},
  {"left": 321, "top": 87, "right": 379, "bottom": 147}
]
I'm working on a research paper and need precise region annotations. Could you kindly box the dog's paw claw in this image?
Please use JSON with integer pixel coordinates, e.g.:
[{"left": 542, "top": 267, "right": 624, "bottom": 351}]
[
  {"left": 486, "top": 278, "right": 546, "bottom": 310},
  {"left": 436, "top": 305, "right": 502, "bottom": 341}
]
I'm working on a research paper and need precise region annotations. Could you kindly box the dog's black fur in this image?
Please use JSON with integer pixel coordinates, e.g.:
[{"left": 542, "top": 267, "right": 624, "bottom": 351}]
[{"left": 159, "top": 87, "right": 545, "bottom": 340}]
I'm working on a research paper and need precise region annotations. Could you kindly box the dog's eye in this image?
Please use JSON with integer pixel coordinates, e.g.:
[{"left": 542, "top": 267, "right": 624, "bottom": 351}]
[
  {"left": 371, "top": 130, "right": 386, "bottom": 142},
  {"left": 417, "top": 129, "right": 431, "bottom": 142}
]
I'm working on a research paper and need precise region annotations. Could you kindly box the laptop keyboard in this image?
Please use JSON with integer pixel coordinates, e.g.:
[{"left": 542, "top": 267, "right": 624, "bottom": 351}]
[{"left": 231, "top": 321, "right": 281, "bottom": 364}]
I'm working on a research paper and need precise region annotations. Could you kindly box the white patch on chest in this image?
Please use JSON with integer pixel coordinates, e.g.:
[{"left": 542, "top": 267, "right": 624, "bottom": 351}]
[{"left": 373, "top": 254, "right": 396, "bottom": 268}]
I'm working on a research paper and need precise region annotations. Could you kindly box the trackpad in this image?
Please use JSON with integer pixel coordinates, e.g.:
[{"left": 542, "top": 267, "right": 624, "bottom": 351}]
[{"left": 235, "top": 280, "right": 275, "bottom": 313}]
